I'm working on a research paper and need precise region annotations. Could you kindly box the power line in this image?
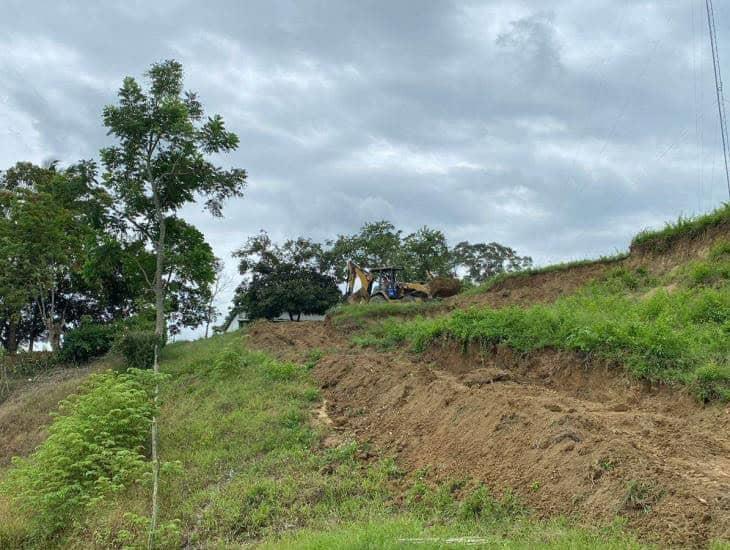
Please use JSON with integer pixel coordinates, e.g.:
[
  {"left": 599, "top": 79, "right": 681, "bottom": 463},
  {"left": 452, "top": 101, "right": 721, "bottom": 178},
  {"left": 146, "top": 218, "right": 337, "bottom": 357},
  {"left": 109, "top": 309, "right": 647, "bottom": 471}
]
[{"left": 705, "top": 0, "right": 730, "bottom": 199}]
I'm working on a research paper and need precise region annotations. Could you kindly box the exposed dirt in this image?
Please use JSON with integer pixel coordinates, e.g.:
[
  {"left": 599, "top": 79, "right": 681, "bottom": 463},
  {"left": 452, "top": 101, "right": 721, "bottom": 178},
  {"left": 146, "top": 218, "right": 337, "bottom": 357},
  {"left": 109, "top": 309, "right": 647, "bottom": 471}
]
[
  {"left": 247, "top": 228, "right": 730, "bottom": 550},
  {"left": 247, "top": 227, "right": 730, "bottom": 547}
]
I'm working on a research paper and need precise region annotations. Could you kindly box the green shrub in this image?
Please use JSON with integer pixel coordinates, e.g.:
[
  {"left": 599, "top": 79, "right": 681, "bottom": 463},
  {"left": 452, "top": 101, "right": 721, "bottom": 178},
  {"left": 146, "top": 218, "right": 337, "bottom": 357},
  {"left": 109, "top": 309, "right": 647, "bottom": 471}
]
[
  {"left": 694, "top": 363, "right": 730, "bottom": 402},
  {"left": 264, "top": 360, "right": 298, "bottom": 382},
  {"left": 0, "top": 352, "right": 59, "bottom": 377},
  {"left": 59, "top": 320, "right": 116, "bottom": 364},
  {"left": 114, "top": 330, "right": 161, "bottom": 371},
  {"left": 211, "top": 345, "right": 244, "bottom": 376},
  {"left": 1, "top": 369, "right": 157, "bottom": 538}
]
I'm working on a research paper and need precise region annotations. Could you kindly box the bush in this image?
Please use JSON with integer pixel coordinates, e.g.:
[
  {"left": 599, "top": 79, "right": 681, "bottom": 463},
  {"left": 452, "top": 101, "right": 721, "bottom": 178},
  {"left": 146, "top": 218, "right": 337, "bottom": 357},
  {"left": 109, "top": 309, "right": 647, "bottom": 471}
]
[
  {"left": 58, "top": 320, "right": 116, "bottom": 364},
  {"left": 211, "top": 345, "right": 243, "bottom": 376},
  {"left": 1, "top": 369, "right": 157, "bottom": 538},
  {"left": 694, "top": 363, "right": 730, "bottom": 402},
  {"left": 0, "top": 352, "right": 59, "bottom": 377},
  {"left": 114, "top": 331, "right": 161, "bottom": 371}
]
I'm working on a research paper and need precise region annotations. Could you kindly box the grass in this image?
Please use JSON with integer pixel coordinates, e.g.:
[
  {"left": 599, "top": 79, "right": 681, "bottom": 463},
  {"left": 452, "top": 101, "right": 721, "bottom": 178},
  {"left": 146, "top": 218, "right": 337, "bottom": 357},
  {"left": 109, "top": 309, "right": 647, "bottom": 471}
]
[
  {"left": 631, "top": 203, "right": 730, "bottom": 252},
  {"left": 329, "top": 300, "right": 447, "bottom": 328},
  {"left": 0, "top": 333, "right": 647, "bottom": 548},
  {"left": 358, "top": 261, "right": 730, "bottom": 402}
]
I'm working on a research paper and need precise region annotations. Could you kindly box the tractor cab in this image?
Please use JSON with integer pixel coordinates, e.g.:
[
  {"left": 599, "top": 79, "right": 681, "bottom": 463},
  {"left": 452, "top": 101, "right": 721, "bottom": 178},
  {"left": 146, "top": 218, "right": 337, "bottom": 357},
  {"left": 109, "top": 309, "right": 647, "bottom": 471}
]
[{"left": 368, "top": 266, "right": 403, "bottom": 300}]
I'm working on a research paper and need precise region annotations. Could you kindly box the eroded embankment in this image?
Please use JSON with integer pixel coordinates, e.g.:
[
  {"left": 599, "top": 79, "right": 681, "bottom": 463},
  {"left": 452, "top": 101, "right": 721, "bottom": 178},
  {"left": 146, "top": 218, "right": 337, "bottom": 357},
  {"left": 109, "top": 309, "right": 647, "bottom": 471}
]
[
  {"left": 248, "top": 319, "right": 729, "bottom": 547},
  {"left": 247, "top": 220, "right": 730, "bottom": 547}
]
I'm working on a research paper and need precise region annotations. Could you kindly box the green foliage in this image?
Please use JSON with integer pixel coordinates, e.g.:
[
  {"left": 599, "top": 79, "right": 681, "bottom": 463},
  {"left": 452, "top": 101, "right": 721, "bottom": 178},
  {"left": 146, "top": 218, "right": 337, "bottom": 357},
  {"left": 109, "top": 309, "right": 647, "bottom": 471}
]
[
  {"left": 211, "top": 344, "right": 244, "bottom": 376},
  {"left": 1, "top": 369, "right": 157, "bottom": 539},
  {"left": 452, "top": 241, "right": 533, "bottom": 283},
  {"left": 0, "top": 161, "right": 107, "bottom": 351},
  {"left": 114, "top": 330, "right": 161, "bottom": 370},
  {"left": 236, "top": 263, "right": 341, "bottom": 321},
  {"left": 631, "top": 203, "right": 730, "bottom": 252},
  {"left": 694, "top": 363, "right": 730, "bottom": 402},
  {"left": 304, "top": 348, "right": 324, "bottom": 370},
  {"left": 58, "top": 319, "right": 116, "bottom": 364},
  {"left": 330, "top": 300, "right": 446, "bottom": 328},
  {"left": 360, "top": 276, "right": 730, "bottom": 401},
  {"left": 101, "top": 59, "right": 246, "bottom": 337}
]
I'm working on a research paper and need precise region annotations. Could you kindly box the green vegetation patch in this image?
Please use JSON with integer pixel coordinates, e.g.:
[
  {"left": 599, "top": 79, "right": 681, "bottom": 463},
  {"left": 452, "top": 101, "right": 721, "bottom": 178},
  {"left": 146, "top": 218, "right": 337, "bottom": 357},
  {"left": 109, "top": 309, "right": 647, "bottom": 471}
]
[
  {"left": 360, "top": 267, "right": 730, "bottom": 401},
  {"left": 0, "top": 369, "right": 158, "bottom": 544},
  {"left": 0, "top": 333, "right": 648, "bottom": 547},
  {"left": 631, "top": 203, "right": 730, "bottom": 252},
  {"left": 329, "top": 299, "right": 447, "bottom": 328}
]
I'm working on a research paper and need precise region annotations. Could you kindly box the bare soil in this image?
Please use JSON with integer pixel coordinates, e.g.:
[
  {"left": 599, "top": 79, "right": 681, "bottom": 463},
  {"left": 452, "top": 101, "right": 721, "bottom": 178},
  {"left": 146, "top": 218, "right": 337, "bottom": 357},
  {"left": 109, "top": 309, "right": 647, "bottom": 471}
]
[{"left": 247, "top": 239, "right": 730, "bottom": 550}]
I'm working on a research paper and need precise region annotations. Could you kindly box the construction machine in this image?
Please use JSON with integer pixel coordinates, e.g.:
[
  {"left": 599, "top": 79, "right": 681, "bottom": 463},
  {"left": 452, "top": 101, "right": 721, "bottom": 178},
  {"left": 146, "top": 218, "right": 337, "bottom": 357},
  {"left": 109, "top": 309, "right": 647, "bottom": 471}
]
[{"left": 345, "top": 260, "right": 460, "bottom": 304}]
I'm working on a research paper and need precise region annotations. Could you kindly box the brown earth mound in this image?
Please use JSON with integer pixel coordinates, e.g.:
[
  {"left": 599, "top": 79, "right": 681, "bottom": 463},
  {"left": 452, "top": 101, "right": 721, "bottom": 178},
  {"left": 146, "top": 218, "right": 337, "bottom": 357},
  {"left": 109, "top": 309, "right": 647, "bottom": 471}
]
[{"left": 247, "top": 317, "right": 730, "bottom": 548}]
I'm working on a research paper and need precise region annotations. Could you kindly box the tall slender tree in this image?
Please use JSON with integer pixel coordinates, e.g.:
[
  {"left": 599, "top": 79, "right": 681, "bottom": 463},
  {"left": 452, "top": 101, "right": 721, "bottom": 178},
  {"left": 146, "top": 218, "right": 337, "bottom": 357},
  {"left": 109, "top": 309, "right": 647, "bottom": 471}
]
[
  {"left": 101, "top": 59, "right": 246, "bottom": 340},
  {"left": 100, "top": 59, "right": 246, "bottom": 546}
]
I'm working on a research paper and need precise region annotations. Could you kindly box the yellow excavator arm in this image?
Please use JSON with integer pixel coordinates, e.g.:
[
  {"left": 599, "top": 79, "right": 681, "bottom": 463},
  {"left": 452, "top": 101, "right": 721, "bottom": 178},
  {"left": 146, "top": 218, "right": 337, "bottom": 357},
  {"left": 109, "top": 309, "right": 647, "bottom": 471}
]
[{"left": 345, "top": 261, "right": 374, "bottom": 303}]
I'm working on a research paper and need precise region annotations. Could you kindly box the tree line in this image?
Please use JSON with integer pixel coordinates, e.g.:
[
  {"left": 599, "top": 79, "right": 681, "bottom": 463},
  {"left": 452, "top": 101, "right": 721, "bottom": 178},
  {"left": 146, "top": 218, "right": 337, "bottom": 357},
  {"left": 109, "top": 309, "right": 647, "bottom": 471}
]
[
  {"left": 0, "top": 59, "right": 532, "bottom": 354},
  {"left": 229, "top": 222, "right": 532, "bottom": 323}
]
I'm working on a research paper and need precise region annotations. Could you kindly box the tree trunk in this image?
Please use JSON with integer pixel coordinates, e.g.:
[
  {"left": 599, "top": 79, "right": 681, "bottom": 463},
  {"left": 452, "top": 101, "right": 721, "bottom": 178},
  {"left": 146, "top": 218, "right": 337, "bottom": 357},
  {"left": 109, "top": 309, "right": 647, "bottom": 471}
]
[
  {"left": 28, "top": 333, "right": 35, "bottom": 353},
  {"left": 48, "top": 323, "right": 62, "bottom": 352},
  {"left": 153, "top": 213, "right": 167, "bottom": 340},
  {"left": 6, "top": 321, "right": 18, "bottom": 355},
  {"left": 149, "top": 187, "right": 165, "bottom": 549},
  {"left": 288, "top": 311, "right": 293, "bottom": 321},
  {"left": 296, "top": 313, "right": 301, "bottom": 322}
]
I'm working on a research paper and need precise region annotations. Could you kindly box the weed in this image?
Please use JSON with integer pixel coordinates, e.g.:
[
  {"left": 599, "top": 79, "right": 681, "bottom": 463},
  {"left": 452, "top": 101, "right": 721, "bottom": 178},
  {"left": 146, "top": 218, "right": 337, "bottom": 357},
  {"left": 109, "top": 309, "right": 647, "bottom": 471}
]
[
  {"left": 304, "top": 348, "right": 325, "bottom": 370},
  {"left": 623, "top": 480, "right": 663, "bottom": 513},
  {"left": 1, "top": 369, "right": 159, "bottom": 539},
  {"left": 600, "top": 458, "right": 617, "bottom": 471}
]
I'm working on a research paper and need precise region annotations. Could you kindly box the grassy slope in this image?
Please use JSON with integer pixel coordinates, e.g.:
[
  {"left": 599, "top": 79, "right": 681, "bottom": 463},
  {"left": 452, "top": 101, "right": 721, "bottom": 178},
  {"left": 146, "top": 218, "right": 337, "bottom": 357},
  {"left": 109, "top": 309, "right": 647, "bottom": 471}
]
[
  {"left": 1, "top": 333, "right": 644, "bottom": 548},
  {"left": 331, "top": 204, "right": 730, "bottom": 328},
  {"left": 342, "top": 206, "right": 730, "bottom": 402}
]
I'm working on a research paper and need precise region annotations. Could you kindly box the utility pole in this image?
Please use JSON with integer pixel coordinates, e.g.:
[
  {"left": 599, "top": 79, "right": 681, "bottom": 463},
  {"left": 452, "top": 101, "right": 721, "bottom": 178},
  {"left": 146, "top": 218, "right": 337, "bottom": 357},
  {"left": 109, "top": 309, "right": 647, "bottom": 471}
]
[{"left": 705, "top": 0, "right": 730, "bottom": 199}]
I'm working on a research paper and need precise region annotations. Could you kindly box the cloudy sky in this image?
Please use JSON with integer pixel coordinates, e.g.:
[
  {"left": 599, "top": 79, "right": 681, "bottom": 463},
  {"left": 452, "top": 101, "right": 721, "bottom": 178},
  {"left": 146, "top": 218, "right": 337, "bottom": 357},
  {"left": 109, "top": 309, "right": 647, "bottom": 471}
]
[{"left": 1, "top": 1, "right": 729, "bottom": 337}]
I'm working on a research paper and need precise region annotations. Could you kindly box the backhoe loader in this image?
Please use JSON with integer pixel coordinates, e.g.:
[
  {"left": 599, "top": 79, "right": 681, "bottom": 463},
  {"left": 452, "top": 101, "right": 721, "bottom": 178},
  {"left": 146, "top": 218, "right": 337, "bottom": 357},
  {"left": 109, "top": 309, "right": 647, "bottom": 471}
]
[{"left": 344, "top": 261, "right": 459, "bottom": 304}]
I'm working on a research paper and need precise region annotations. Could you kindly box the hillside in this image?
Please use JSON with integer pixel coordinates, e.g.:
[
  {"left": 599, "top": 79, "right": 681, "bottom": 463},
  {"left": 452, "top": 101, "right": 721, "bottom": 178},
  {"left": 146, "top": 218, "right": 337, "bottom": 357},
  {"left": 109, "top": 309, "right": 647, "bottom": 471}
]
[{"left": 0, "top": 206, "right": 728, "bottom": 548}]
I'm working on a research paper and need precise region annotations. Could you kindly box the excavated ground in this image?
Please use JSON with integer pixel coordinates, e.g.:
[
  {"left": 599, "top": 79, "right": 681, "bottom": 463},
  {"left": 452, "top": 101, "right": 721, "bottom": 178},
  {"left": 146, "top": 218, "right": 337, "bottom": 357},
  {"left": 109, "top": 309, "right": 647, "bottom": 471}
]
[
  {"left": 248, "top": 321, "right": 729, "bottom": 548},
  {"left": 247, "top": 227, "right": 730, "bottom": 548}
]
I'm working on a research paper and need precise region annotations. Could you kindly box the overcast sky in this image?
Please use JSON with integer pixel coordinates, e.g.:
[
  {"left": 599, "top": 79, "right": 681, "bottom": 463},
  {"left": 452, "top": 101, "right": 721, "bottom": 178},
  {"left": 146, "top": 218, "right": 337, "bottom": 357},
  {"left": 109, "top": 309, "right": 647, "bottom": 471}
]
[{"left": 1, "top": 1, "right": 729, "bottom": 338}]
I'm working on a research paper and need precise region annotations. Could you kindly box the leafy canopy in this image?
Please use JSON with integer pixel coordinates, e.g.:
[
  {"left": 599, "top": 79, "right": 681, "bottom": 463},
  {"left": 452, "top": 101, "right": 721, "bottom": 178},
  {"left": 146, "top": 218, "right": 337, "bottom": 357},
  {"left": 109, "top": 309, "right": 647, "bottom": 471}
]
[{"left": 101, "top": 59, "right": 246, "bottom": 223}]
